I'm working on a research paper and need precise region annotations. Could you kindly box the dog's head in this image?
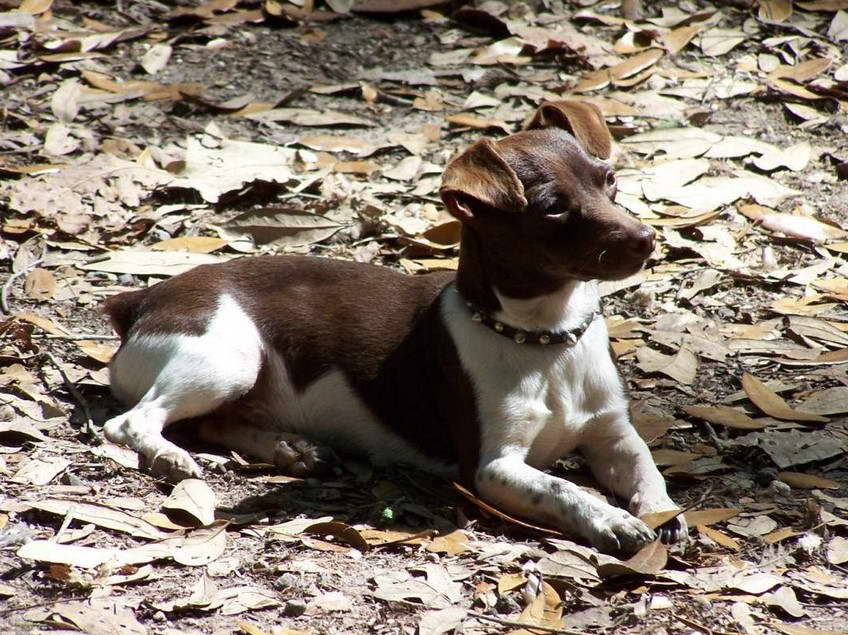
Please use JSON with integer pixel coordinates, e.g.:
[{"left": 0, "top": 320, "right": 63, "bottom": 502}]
[{"left": 440, "top": 100, "right": 654, "bottom": 285}]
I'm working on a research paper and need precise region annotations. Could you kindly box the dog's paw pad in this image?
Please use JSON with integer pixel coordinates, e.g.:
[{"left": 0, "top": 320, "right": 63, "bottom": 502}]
[
  {"left": 274, "top": 439, "right": 335, "bottom": 477},
  {"left": 150, "top": 449, "right": 203, "bottom": 483}
]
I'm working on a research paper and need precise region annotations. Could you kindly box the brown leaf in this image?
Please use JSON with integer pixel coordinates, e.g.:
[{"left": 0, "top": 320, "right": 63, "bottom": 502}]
[
  {"left": 683, "top": 508, "right": 740, "bottom": 526},
  {"left": 445, "top": 113, "right": 510, "bottom": 133},
  {"left": 24, "top": 268, "right": 56, "bottom": 301},
  {"left": 151, "top": 236, "right": 227, "bottom": 253},
  {"left": 497, "top": 572, "right": 527, "bottom": 594},
  {"left": 426, "top": 529, "right": 471, "bottom": 555},
  {"left": 640, "top": 509, "right": 683, "bottom": 530},
  {"left": 698, "top": 525, "right": 741, "bottom": 551},
  {"left": 303, "top": 521, "right": 370, "bottom": 551},
  {"left": 597, "top": 540, "right": 667, "bottom": 577},
  {"left": 777, "top": 471, "right": 842, "bottom": 490},
  {"left": 162, "top": 478, "right": 217, "bottom": 526},
  {"left": 741, "top": 374, "right": 829, "bottom": 423},
  {"left": 77, "top": 340, "right": 117, "bottom": 364},
  {"left": 759, "top": 0, "right": 793, "bottom": 22},
  {"left": 221, "top": 208, "right": 345, "bottom": 248},
  {"left": 681, "top": 405, "right": 767, "bottom": 430}
]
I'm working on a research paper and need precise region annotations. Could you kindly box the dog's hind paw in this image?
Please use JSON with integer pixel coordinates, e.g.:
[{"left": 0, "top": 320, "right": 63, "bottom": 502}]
[
  {"left": 273, "top": 438, "right": 335, "bottom": 477},
  {"left": 150, "top": 448, "right": 203, "bottom": 483},
  {"left": 584, "top": 507, "right": 656, "bottom": 554}
]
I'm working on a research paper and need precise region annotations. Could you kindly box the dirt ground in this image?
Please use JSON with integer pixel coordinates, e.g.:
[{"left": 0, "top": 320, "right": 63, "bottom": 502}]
[{"left": 1, "top": 1, "right": 848, "bottom": 634}]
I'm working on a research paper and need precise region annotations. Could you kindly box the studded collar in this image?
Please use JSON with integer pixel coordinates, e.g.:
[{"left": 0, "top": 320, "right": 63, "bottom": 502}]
[{"left": 464, "top": 299, "right": 600, "bottom": 346}]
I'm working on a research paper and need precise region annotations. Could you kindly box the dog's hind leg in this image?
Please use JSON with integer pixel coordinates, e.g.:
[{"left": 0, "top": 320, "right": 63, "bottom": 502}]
[{"left": 104, "top": 295, "right": 263, "bottom": 482}]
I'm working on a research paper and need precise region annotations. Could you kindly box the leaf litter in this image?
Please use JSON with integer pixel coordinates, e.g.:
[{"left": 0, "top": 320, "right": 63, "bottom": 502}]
[{"left": 1, "top": 0, "right": 847, "bottom": 633}]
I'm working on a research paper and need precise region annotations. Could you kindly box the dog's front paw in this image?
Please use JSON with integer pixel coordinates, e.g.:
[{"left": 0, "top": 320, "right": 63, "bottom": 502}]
[
  {"left": 583, "top": 507, "right": 656, "bottom": 554},
  {"left": 150, "top": 448, "right": 203, "bottom": 483},
  {"left": 273, "top": 438, "right": 335, "bottom": 477}
]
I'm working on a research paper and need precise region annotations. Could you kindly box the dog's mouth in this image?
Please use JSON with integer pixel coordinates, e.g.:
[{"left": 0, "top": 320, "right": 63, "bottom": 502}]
[{"left": 571, "top": 250, "right": 650, "bottom": 282}]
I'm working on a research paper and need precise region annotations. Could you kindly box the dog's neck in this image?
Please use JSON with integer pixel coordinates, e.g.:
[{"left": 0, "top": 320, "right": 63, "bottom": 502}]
[{"left": 455, "top": 227, "right": 601, "bottom": 334}]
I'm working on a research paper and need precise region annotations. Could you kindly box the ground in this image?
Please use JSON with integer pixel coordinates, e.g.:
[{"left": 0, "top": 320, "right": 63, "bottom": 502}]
[{"left": 1, "top": 1, "right": 848, "bottom": 634}]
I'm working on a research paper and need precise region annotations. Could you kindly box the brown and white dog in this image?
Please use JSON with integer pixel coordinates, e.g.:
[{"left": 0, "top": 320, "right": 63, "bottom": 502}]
[{"left": 102, "top": 101, "right": 686, "bottom": 553}]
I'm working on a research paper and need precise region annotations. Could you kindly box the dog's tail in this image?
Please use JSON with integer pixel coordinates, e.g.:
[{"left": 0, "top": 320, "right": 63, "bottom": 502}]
[{"left": 103, "top": 288, "right": 149, "bottom": 340}]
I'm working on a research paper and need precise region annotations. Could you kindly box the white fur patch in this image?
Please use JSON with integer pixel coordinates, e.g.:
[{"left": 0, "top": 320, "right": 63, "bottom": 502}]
[{"left": 442, "top": 283, "right": 628, "bottom": 468}]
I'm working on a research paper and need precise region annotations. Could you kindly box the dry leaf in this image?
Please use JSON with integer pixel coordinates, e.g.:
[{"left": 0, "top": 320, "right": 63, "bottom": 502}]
[
  {"left": 303, "top": 521, "right": 370, "bottom": 551},
  {"left": 636, "top": 347, "right": 698, "bottom": 384},
  {"left": 162, "top": 478, "right": 217, "bottom": 526},
  {"left": 426, "top": 529, "right": 471, "bottom": 555},
  {"left": 25, "top": 499, "right": 165, "bottom": 540},
  {"left": 140, "top": 43, "right": 173, "bottom": 74},
  {"left": 597, "top": 541, "right": 667, "bottom": 577},
  {"left": 698, "top": 525, "right": 741, "bottom": 551},
  {"left": 681, "top": 405, "right": 766, "bottom": 430},
  {"left": 151, "top": 236, "right": 227, "bottom": 253},
  {"left": 684, "top": 508, "right": 740, "bottom": 526},
  {"left": 221, "top": 208, "right": 345, "bottom": 248},
  {"left": 776, "top": 472, "right": 841, "bottom": 490},
  {"left": 80, "top": 250, "right": 229, "bottom": 277},
  {"left": 741, "top": 374, "right": 829, "bottom": 423}
]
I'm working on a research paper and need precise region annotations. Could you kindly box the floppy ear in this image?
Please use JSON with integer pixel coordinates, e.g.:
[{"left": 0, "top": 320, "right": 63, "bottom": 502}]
[
  {"left": 439, "top": 138, "right": 527, "bottom": 222},
  {"left": 524, "top": 100, "right": 613, "bottom": 160}
]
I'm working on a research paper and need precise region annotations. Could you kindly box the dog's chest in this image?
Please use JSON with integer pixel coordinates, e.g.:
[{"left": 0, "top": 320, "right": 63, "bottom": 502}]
[{"left": 442, "top": 287, "right": 627, "bottom": 467}]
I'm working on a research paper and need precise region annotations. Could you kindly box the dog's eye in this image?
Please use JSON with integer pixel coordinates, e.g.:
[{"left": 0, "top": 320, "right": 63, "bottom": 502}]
[{"left": 605, "top": 171, "right": 617, "bottom": 188}]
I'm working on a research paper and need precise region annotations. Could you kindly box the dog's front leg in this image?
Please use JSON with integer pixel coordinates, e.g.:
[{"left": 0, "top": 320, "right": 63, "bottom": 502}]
[
  {"left": 476, "top": 454, "right": 656, "bottom": 553},
  {"left": 581, "top": 412, "right": 688, "bottom": 544}
]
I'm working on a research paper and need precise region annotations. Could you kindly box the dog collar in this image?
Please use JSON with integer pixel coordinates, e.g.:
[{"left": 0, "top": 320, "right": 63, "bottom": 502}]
[{"left": 464, "top": 301, "right": 599, "bottom": 346}]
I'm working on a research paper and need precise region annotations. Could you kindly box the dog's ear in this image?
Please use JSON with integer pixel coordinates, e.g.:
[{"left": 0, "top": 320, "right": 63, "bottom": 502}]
[
  {"left": 440, "top": 138, "right": 527, "bottom": 222},
  {"left": 525, "top": 100, "right": 612, "bottom": 160}
]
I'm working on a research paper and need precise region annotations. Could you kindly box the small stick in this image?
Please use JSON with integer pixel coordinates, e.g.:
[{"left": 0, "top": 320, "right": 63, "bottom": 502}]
[
  {"left": 42, "top": 351, "right": 98, "bottom": 440},
  {"left": 32, "top": 334, "right": 121, "bottom": 341},
  {"left": 1, "top": 257, "right": 43, "bottom": 315}
]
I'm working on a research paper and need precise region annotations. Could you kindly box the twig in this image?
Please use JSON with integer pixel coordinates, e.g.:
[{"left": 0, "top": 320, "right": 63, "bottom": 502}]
[
  {"left": 0, "top": 595, "right": 90, "bottom": 617},
  {"left": 42, "top": 351, "right": 98, "bottom": 440},
  {"left": 32, "top": 334, "right": 121, "bottom": 341},
  {"left": 468, "top": 612, "right": 588, "bottom": 635},
  {"left": 1, "top": 257, "right": 43, "bottom": 315}
]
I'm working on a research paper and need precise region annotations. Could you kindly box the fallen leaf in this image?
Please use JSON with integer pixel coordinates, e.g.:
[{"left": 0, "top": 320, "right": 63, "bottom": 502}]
[
  {"left": 826, "top": 536, "right": 848, "bottom": 565},
  {"left": 426, "top": 529, "right": 471, "bottom": 555},
  {"left": 777, "top": 472, "right": 842, "bottom": 490},
  {"left": 683, "top": 508, "right": 740, "bottom": 526},
  {"left": 220, "top": 208, "right": 345, "bottom": 248},
  {"left": 80, "top": 250, "right": 230, "bottom": 277},
  {"left": 636, "top": 347, "right": 698, "bottom": 384},
  {"left": 698, "top": 525, "right": 741, "bottom": 551},
  {"left": 140, "top": 43, "right": 172, "bottom": 74},
  {"left": 151, "top": 236, "right": 227, "bottom": 253},
  {"left": 25, "top": 499, "right": 165, "bottom": 539},
  {"left": 162, "top": 478, "right": 217, "bottom": 526},
  {"left": 742, "top": 374, "right": 829, "bottom": 423},
  {"left": 681, "top": 405, "right": 766, "bottom": 430},
  {"left": 597, "top": 541, "right": 667, "bottom": 577}
]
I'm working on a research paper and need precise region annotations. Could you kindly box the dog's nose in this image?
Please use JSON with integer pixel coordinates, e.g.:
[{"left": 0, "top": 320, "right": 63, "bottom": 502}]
[{"left": 629, "top": 226, "right": 655, "bottom": 258}]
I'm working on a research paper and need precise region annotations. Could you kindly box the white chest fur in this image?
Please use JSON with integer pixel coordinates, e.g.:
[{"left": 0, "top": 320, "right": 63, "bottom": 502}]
[{"left": 441, "top": 283, "right": 628, "bottom": 468}]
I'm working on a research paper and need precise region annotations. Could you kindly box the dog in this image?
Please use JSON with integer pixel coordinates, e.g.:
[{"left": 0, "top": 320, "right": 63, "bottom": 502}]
[{"left": 102, "top": 100, "right": 687, "bottom": 553}]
